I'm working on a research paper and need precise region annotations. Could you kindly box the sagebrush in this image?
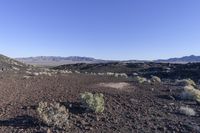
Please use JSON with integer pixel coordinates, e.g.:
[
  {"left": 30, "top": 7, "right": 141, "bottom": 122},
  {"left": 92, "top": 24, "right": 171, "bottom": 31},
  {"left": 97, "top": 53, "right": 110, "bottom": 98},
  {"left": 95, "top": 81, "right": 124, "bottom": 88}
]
[
  {"left": 176, "top": 79, "right": 196, "bottom": 86},
  {"left": 151, "top": 76, "right": 161, "bottom": 83},
  {"left": 134, "top": 76, "right": 148, "bottom": 83},
  {"left": 181, "top": 85, "right": 200, "bottom": 103},
  {"left": 37, "top": 102, "right": 69, "bottom": 130},
  {"left": 80, "top": 92, "right": 105, "bottom": 113}
]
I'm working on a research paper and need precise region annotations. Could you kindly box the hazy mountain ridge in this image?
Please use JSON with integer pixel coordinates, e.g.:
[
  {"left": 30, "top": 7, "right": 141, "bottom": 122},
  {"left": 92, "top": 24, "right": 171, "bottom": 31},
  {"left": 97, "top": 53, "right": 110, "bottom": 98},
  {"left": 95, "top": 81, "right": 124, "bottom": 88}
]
[
  {"left": 15, "top": 56, "right": 111, "bottom": 66},
  {"left": 15, "top": 55, "right": 200, "bottom": 66},
  {"left": 156, "top": 55, "right": 200, "bottom": 63},
  {"left": 16, "top": 56, "right": 98, "bottom": 62}
]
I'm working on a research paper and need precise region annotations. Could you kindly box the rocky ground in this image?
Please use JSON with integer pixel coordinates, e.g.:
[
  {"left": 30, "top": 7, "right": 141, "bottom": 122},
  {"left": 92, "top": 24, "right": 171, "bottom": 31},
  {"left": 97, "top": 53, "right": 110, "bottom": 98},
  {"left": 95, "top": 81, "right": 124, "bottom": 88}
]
[
  {"left": 54, "top": 62, "right": 200, "bottom": 83},
  {"left": 0, "top": 70, "right": 200, "bottom": 133}
]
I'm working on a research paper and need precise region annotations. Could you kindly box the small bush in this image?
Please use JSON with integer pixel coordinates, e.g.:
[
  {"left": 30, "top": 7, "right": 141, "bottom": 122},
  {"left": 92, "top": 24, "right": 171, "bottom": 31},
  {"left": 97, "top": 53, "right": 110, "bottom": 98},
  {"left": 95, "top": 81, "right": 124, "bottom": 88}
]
[
  {"left": 80, "top": 92, "right": 105, "bottom": 113},
  {"left": 74, "top": 70, "right": 80, "bottom": 74},
  {"left": 12, "top": 66, "right": 20, "bottom": 71},
  {"left": 151, "top": 76, "right": 161, "bottom": 83},
  {"left": 132, "top": 73, "right": 138, "bottom": 76},
  {"left": 59, "top": 70, "right": 72, "bottom": 74},
  {"left": 119, "top": 73, "right": 128, "bottom": 78},
  {"left": 107, "top": 72, "right": 115, "bottom": 76},
  {"left": 23, "top": 75, "right": 31, "bottom": 79},
  {"left": 33, "top": 72, "right": 39, "bottom": 76},
  {"left": 25, "top": 71, "right": 32, "bottom": 75},
  {"left": 39, "top": 72, "right": 52, "bottom": 76},
  {"left": 179, "top": 106, "right": 196, "bottom": 116},
  {"left": 176, "top": 79, "right": 196, "bottom": 87},
  {"left": 134, "top": 76, "right": 147, "bottom": 83},
  {"left": 180, "top": 85, "right": 200, "bottom": 103},
  {"left": 37, "top": 102, "right": 69, "bottom": 130}
]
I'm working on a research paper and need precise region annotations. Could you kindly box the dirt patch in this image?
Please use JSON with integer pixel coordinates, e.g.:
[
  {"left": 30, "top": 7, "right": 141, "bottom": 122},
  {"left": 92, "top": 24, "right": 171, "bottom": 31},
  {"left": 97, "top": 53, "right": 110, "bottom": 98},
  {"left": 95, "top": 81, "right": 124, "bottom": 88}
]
[{"left": 98, "top": 82, "right": 131, "bottom": 90}]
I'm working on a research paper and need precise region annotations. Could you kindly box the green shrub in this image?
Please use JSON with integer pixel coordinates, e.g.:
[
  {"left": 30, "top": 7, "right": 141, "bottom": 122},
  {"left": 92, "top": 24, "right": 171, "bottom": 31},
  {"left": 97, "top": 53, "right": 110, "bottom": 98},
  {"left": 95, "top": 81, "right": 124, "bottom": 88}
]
[
  {"left": 80, "top": 92, "right": 105, "bottom": 113},
  {"left": 37, "top": 102, "right": 69, "bottom": 130}
]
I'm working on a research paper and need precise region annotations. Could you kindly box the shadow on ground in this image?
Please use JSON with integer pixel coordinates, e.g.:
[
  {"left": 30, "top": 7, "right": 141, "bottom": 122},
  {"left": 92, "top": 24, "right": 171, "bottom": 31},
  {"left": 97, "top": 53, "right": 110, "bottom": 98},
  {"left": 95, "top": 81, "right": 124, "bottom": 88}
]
[
  {"left": 61, "top": 101, "right": 87, "bottom": 115},
  {"left": 0, "top": 115, "right": 41, "bottom": 129}
]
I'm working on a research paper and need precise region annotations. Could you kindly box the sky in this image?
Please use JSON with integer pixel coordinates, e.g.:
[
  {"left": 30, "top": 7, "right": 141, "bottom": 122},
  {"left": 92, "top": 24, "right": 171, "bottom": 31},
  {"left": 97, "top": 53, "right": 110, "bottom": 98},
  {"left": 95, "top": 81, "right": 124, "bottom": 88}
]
[{"left": 0, "top": 0, "right": 200, "bottom": 60}]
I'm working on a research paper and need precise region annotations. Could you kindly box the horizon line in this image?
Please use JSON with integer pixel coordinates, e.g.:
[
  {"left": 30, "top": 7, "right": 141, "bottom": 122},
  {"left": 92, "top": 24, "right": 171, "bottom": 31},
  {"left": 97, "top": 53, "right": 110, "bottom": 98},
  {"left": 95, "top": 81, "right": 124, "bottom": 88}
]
[{"left": 11, "top": 54, "right": 199, "bottom": 61}]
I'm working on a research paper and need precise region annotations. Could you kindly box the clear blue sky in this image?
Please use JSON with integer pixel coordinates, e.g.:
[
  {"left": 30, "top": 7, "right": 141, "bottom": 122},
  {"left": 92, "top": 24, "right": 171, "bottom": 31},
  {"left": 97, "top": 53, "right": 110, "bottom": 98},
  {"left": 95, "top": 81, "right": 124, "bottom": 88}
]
[{"left": 0, "top": 0, "right": 200, "bottom": 60}]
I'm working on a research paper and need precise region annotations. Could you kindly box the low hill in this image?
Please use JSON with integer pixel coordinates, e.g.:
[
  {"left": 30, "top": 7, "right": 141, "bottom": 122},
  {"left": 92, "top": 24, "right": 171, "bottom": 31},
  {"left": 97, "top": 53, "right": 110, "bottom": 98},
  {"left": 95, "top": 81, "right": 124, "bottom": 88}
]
[{"left": 0, "top": 54, "right": 27, "bottom": 71}]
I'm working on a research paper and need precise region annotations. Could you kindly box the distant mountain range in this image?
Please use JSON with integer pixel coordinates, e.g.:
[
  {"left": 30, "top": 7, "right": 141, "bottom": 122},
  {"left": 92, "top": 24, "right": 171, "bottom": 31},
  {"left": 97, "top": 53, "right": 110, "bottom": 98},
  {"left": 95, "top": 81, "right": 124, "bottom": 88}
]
[
  {"left": 156, "top": 55, "right": 200, "bottom": 63},
  {"left": 15, "top": 56, "right": 111, "bottom": 66},
  {"left": 15, "top": 55, "right": 200, "bottom": 66}
]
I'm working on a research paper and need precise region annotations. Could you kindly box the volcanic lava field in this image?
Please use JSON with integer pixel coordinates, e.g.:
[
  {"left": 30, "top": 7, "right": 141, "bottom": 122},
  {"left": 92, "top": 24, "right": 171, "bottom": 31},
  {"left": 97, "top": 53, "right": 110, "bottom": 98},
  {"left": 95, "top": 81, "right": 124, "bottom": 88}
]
[{"left": 0, "top": 55, "right": 200, "bottom": 133}]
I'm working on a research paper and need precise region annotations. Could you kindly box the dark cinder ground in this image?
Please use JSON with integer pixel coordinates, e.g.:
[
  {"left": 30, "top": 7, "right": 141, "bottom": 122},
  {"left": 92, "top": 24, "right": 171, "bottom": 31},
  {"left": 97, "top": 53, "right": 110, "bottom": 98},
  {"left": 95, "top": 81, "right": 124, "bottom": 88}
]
[{"left": 0, "top": 71, "right": 200, "bottom": 133}]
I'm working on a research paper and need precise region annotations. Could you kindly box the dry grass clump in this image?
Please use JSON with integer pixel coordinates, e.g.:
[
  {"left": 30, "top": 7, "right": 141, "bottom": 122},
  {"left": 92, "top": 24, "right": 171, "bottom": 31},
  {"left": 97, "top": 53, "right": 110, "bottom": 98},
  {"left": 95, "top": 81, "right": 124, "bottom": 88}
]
[
  {"left": 74, "top": 70, "right": 80, "bottom": 74},
  {"left": 134, "top": 76, "right": 148, "bottom": 83},
  {"left": 12, "top": 66, "right": 20, "bottom": 71},
  {"left": 151, "top": 76, "right": 161, "bottom": 83},
  {"left": 106, "top": 72, "right": 115, "bottom": 76},
  {"left": 37, "top": 102, "right": 69, "bottom": 130},
  {"left": 180, "top": 85, "right": 200, "bottom": 103},
  {"left": 80, "top": 92, "right": 105, "bottom": 113},
  {"left": 33, "top": 72, "right": 40, "bottom": 76},
  {"left": 23, "top": 75, "right": 31, "bottom": 79},
  {"left": 27, "top": 71, "right": 54, "bottom": 77},
  {"left": 59, "top": 70, "right": 73, "bottom": 74},
  {"left": 114, "top": 73, "right": 128, "bottom": 78},
  {"left": 38, "top": 72, "right": 52, "bottom": 76},
  {"left": 25, "top": 71, "right": 32, "bottom": 75},
  {"left": 179, "top": 106, "right": 196, "bottom": 116},
  {"left": 97, "top": 72, "right": 128, "bottom": 78},
  {"left": 176, "top": 79, "right": 196, "bottom": 86}
]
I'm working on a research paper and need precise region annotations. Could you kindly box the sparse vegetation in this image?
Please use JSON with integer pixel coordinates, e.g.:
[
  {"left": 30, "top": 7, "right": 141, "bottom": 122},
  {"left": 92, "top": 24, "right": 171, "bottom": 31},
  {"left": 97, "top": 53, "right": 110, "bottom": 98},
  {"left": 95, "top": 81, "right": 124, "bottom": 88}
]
[
  {"left": 74, "top": 70, "right": 80, "bottom": 74},
  {"left": 33, "top": 72, "right": 39, "bottom": 76},
  {"left": 179, "top": 106, "right": 196, "bottom": 116},
  {"left": 25, "top": 71, "right": 32, "bottom": 74},
  {"left": 12, "top": 66, "right": 20, "bottom": 71},
  {"left": 2, "top": 54, "right": 200, "bottom": 132},
  {"left": 176, "top": 79, "right": 196, "bottom": 87},
  {"left": 134, "top": 76, "right": 148, "bottom": 83},
  {"left": 180, "top": 85, "right": 200, "bottom": 103},
  {"left": 151, "top": 76, "right": 161, "bottom": 83},
  {"left": 23, "top": 75, "right": 31, "bottom": 79},
  {"left": 59, "top": 70, "right": 73, "bottom": 74},
  {"left": 37, "top": 102, "right": 69, "bottom": 130},
  {"left": 80, "top": 92, "right": 105, "bottom": 113},
  {"left": 114, "top": 73, "right": 128, "bottom": 78},
  {"left": 96, "top": 72, "right": 128, "bottom": 78}
]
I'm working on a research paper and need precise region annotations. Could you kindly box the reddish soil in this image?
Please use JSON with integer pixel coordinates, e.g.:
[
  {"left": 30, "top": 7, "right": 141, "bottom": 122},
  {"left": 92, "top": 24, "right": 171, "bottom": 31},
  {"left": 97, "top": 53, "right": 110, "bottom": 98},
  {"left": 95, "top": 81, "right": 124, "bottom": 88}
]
[{"left": 0, "top": 72, "right": 200, "bottom": 133}]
